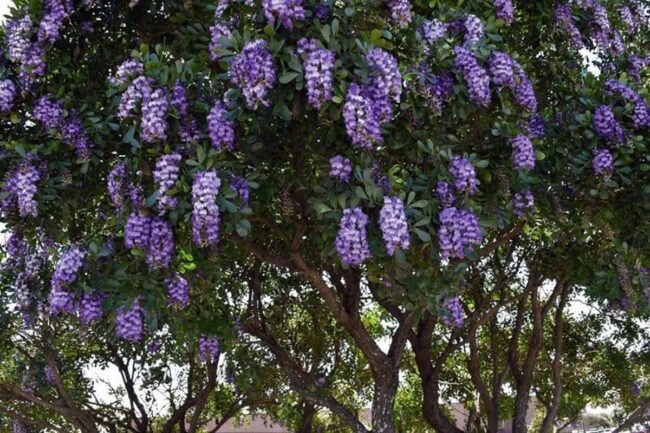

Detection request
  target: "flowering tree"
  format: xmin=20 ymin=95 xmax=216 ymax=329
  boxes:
xmin=1 ymin=0 xmax=650 ymax=432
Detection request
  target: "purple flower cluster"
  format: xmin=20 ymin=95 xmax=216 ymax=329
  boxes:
xmin=19 ymin=43 xmax=46 ymax=89
xmin=62 ymin=112 xmax=93 ymax=160
xmin=115 ymin=299 xmax=144 ymax=342
xmin=343 ymin=83 xmax=382 ymax=149
xmin=110 ymin=59 xmax=143 ymax=86
xmin=207 ymin=102 xmax=235 ymax=150
xmin=510 ymin=135 xmax=536 ymax=171
xmin=443 ymin=296 xmax=464 ymax=328
xmin=33 ymin=96 xmax=64 ymax=132
xmin=463 ymin=15 xmax=484 ymax=44
xmin=37 ymin=0 xmax=70 ymax=44
xmin=528 ymin=113 xmax=546 ymax=138
xmin=604 ymin=80 xmax=650 ymax=129
xmin=230 ymin=40 xmax=276 ymax=109
xmin=555 ymin=4 xmax=583 ymax=48
xmin=593 ymin=105 xmax=624 ymax=143
xmin=129 ymin=183 xmax=145 ymax=210
xmin=513 ymin=190 xmax=534 ymax=218
xmin=633 ymin=101 xmax=650 ymax=129
xmin=153 ymin=153 xmax=182 ymax=214
xmin=410 ymin=68 xmax=454 ymax=116
xmin=329 ymin=155 xmax=352 ymax=183
xmin=379 ymin=196 xmax=410 ymax=256
xmin=305 ymin=49 xmax=335 ymax=109
xmin=167 ymin=272 xmax=189 ymax=309
xmin=198 ymin=335 xmax=220 ymax=362
xmin=314 ymin=4 xmax=329 ymax=21
xmin=4 ymin=16 xmax=33 ymax=63
xmin=192 ymin=171 xmax=221 ymax=248
xmin=449 ymin=156 xmax=478 ymax=194
xmin=0 ymin=80 xmax=17 ymax=112
xmin=419 ymin=19 xmax=448 ymax=52
xmin=117 ymin=76 xmax=153 ymax=120
xmin=489 ymin=52 xmax=516 ymax=87
xmin=297 ymin=37 xmax=317 ymax=55
xmin=263 ymin=0 xmax=305 ymax=30
xmin=514 ymin=72 xmax=537 ymax=113
xmin=365 ymin=48 xmax=402 ymax=104
xmin=141 ymin=88 xmax=169 ymax=143
xmin=124 ymin=212 xmax=152 ymax=250
xmin=436 ymin=181 xmax=455 ymax=208
xmin=209 ymin=22 xmax=232 ymax=62
xmin=438 ymin=207 xmax=482 ymax=260
xmin=593 ymin=148 xmax=613 ymax=176
xmin=6 ymin=231 xmax=27 ymax=258
xmin=231 ymin=176 xmax=250 ymax=207
xmin=385 ymin=0 xmax=412 ymax=28
xmin=454 ymin=46 xmax=491 ymax=107
xmin=494 ymin=0 xmax=514 ymax=24
xmin=4 ymin=158 xmax=42 ymax=218
xmin=335 ymin=207 xmax=371 ymax=266
xmin=78 ymin=291 xmax=104 ymax=325
xmin=49 ymin=246 xmax=85 ymax=315
xmin=171 ymin=82 xmax=200 ymax=143
xmin=629 ymin=55 xmax=649 ymax=83
xmin=108 ymin=162 xmax=128 ymax=210
xmin=147 ymin=217 xmax=174 ymax=269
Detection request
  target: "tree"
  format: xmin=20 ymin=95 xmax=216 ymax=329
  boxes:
xmin=0 ymin=0 xmax=649 ymax=432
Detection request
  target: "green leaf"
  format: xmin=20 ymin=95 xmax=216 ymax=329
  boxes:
xmin=279 ymin=72 xmax=300 ymax=84
xmin=414 ymin=228 xmax=432 ymax=242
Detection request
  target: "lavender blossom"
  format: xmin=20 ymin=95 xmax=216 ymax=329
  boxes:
xmin=494 ymin=0 xmax=514 ymax=24
xmin=117 ymin=76 xmax=153 ymax=120
xmin=443 ymin=296 xmax=464 ymax=327
xmin=230 ymin=40 xmax=276 ymax=109
xmin=335 ymin=207 xmax=371 ymax=266
xmin=109 ymin=59 xmax=144 ymax=86
xmin=231 ymin=176 xmax=250 ymax=207
xmin=419 ymin=19 xmax=448 ymax=50
xmin=436 ymin=181 xmax=455 ymax=207
xmin=329 ymin=155 xmax=352 ymax=183
xmin=513 ymin=190 xmax=534 ymax=217
xmin=167 ymin=272 xmax=189 ymax=309
xmin=305 ymin=49 xmax=335 ymax=109
xmin=488 ymin=51 xmax=516 ymax=87
xmin=378 ymin=196 xmax=410 ymax=256
xmin=0 ymin=80 xmax=17 ymax=112
xmin=592 ymin=148 xmax=613 ymax=176
xmin=78 ymin=291 xmax=104 ymax=325
xmin=107 ymin=162 xmax=128 ymax=210
xmin=49 ymin=246 xmax=85 ymax=315
xmin=385 ymin=0 xmax=412 ymax=28
xmin=593 ymin=105 xmax=624 ymax=143
xmin=146 ymin=217 xmax=174 ymax=269
xmin=192 ymin=171 xmax=221 ymax=248
xmin=555 ymin=4 xmax=583 ymax=48
xmin=62 ymin=112 xmax=93 ymax=160
xmin=141 ymin=88 xmax=169 ymax=143
xmin=198 ymin=335 xmax=220 ymax=361
xmin=365 ymin=48 xmax=402 ymax=104
xmin=38 ymin=0 xmax=70 ymax=44
xmin=33 ymin=96 xmax=63 ymax=132
xmin=449 ymin=156 xmax=478 ymax=194
xmin=207 ymin=102 xmax=235 ymax=150
xmin=263 ymin=0 xmax=305 ymax=30
xmin=209 ymin=22 xmax=232 ymax=62
xmin=115 ymin=299 xmax=144 ymax=342
xmin=510 ymin=135 xmax=536 ymax=171
xmin=454 ymin=46 xmax=491 ymax=107
xmin=124 ymin=212 xmax=151 ymax=250
xmin=342 ymin=83 xmax=382 ymax=149
xmin=438 ymin=207 xmax=482 ymax=260
xmin=4 ymin=16 xmax=33 ymax=63
xmin=153 ymin=153 xmax=182 ymax=214
xmin=463 ymin=15 xmax=484 ymax=44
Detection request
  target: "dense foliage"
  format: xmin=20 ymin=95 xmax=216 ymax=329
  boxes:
xmin=0 ymin=0 xmax=649 ymax=432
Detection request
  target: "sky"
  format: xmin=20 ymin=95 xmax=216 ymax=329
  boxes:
xmin=0 ymin=0 xmax=10 ymax=20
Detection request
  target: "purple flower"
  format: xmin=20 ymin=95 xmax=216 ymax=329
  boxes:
xmin=463 ymin=15 xmax=484 ymax=44
xmin=6 ymin=231 xmax=27 ymax=258
xmin=37 ymin=0 xmax=70 ymax=43
xmin=449 ymin=156 xmax=478 ymax=194
xmin=593 ymin=105 xmax=624 ymax=143
xmin=153 ymin=153 xmax=182 ymax=214
xmin=514 ymin=72 xmax=537 ymax=112
xmin=167 ymin=272 xmax=189 ymax=309
xmin=49 ymin=246 xmax=85 ymax=316
xmin=419 ymin=19 xmax=448 ymax=50
xmin=124 ymin=212 xmax=151 ymax=250
xmin=513 ymin=190 xmax=534 ymax=218
xmin=510 ymin=135 xmax=535 ymax=171
xmin=335 ymin=207 xmax=371 ymax=266
xmin=19 ymin=43 xmax=46 ymax=88
xmin=385 ymin=0 xmax=412 ymax=28
xmin=329 ymin=155 xmax=352 ymax=183
xmin=116 ymin=298 xmax=144 ymax=342
xmin=107 ymin=162 xmax=128 ymax=210
xmin=343 ymin=83 xmax=382 ymax=149
xmin=489 ymin=51 xmax=516 ymax=87
xmin=141 ymin=88 xmax=169 ymax=143
xmin=4 ymin=16 xmax=33 ymax=63
xmin=494 ymin=0 xmax=514 ymax=24
xmin=118 ymin=76 xmax=153 ymax=120
xmin=438 ymin=207 xmax=482 ymax=260
xmin=604 ymin=80 xmax=641 ymax=103
xmin=263 ymin=0 xmax=305 ymax=30
xmin=436 ymin=181 xmax=455 ymax=207
xmin=62 ymin=112 xmax=93 ymax=160
xmin=528 ymin=113 xmax=546 ymax=138
xmin=129 ymin=182 xmax=145 ymax=210
xmin=231 ymin=176 xmax=250 ymax=207
xmin=207 ymin=102 xmax=235 ymax=150
xmin=592 ymin=148 xmax=613 ymax=176
xmin=0 ymin=80 xmax=17 ymax=112
xmin=454 ymin=46 xmax=491 ymax=107
xmin=379 ymin=196 xmax=410 ymax=256
xmin=555 ymin=4 xmax=583 ymax=48
xmin=171 ymin=81 xmax=190 ymax=118
xmin=198 ymin=334 xmax=220 ymax=362
xmin=314 ymin=4 xmax=329 ymax=21
xmin=230 ymin=40 xmax=276 ymax=109
xmin=192 ymin=171 xmax=221 ymax=248
xmin=633 ymin=101 xmax=650 ymax=129
xmin=305 ymin=49 xmax=335 ymax=109
xmin=78 ymin=291 xmax=104 ymax=325
xmin=628 ymin=55 xmax=649 ymax=83
xmin=296 ymin=37 xmax=317 ymax=55
xmin=443 ymin=296 xmax=464 ymax=328
xmin=209 ymin=22 xmax=232 ymax=62
xmin=365 ymin=48 xmax=402 ymax=104
xmin=33 ymin=96 xmax=64 ymax=132
xmin=109 ymin=59 xmax=143 ymax=86
xmin=147 ymin=217 xmax=174 ymax=269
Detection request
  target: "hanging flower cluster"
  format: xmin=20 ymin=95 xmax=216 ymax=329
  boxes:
xmin=115 ymin=298 xmax=144 ymax=342
xmin=199 ymin=335 xmax=220 ymax=362
xmin=418 ymin=19 xmax=448 ymax=53
xmin=436 ymin=181 xmax=455 ymax=208
xmin=171 ymin=81 xmax=200 ymax=143
xmin=62 ymin=112 xmax=94 ymax=160
xmin=109 ymin=59 xmax=143 ymax=87
xmin=494 ymin=0 xmax=514 ymax=24
xmin=442 ymin=297 xmax=464 ymax=328
xmin=230 ymin=176 xmax=250 ymax=207
xmin=140 ymin=88 xmax=169 ymax=143
xmin=385 ymin=0 xmax=412 ymax=29
xmin=628 ymin=55 xmax=649 ymax=83
xmin=365 ymin=48 xmax=403 ymax=106
xmin=33 ymin=96 xmax=64 ymax=132
xmin=107 ymin=162 xmax=128 ymax=211
xmin=510 ymin=135 xmax=536 ymax=171
xmin=379 ymin=196 xmax=410 ymax=256
xmin=488 ymin=52 xmax=538 ymax=112
xmin=37 ymin=0 xmax=70 ymax=44
xmin=209 ymin=22 xmax=233 ymax=62
xmin=438 ymin=207 xmax=483 ymax=261
xmin=513 ymin=190 xmax=535 ymax=218
xmin=229 ymin=40 xmax=276 ymax=109
xmin=593 ymin=148 xmax=614 ymax=176
xmin=304 ymin=49 xmax=335 ymax=109
xmin=153 ymin=153 xmax=182 ymax=214
xmin=78 ymin=291 xmax=104 ymax=325
xmin=207 ymin=102 xmax=235 ymax=150
xmin=463 ymin=15 xmax=484 ymax=44
xmin=147 ymin=217 xmax=174 ymax=269
xmin=49 ymin=246 xmax=86 ymax=315
xmin=296 ymin=37 xmax=316 ymax=55
xmin=329 ymin=155 xmax=352 ymax=183
xmin=555 ymin=4 xmax=583 ymax=48
xmin=449 ymin=156 xmax=478 ymax=194
xmin=4 ymin=15 xmax=47 ymax=88
xmin=335 ymin=207 xmax=372 ymax=266
xmin=527 ymin=113 xmax=546 ymax=138
xmin=117 ymin=75 xmax=153 ymax=119
xmin=0 ymin=80 xmax=17 ymax=112
xmin=604 ymin=80 xmax=650 ymax=129
xmin=409 ymin=67 xmax=454 ymax=116
xmin=192 ymin=171 xmax=221 ymax=248
xmin=2 ymin=157 xmax=42 ymax=218
xmin=593 ymin=105 xmax=624 ymax=143
xmin=167 ymin=272 xmax=189 ymax=309
xmin=342 ymin=83 xmax=382 ymax=149
xmin=262 ymin=0 xmax=305 ymax=30
xmin=124 ymin=212 xmax=152 ymax=250
xmin=454 ymin=46 xmax=491 ymax=107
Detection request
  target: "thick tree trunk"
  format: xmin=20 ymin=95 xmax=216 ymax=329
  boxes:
xmin=296 ymin=402 xmax=316 ymax=433
xmin=512 ymin=384 xmax=532 ymax=433
xmin=371 ymin=368 xmax=399 ymax=433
